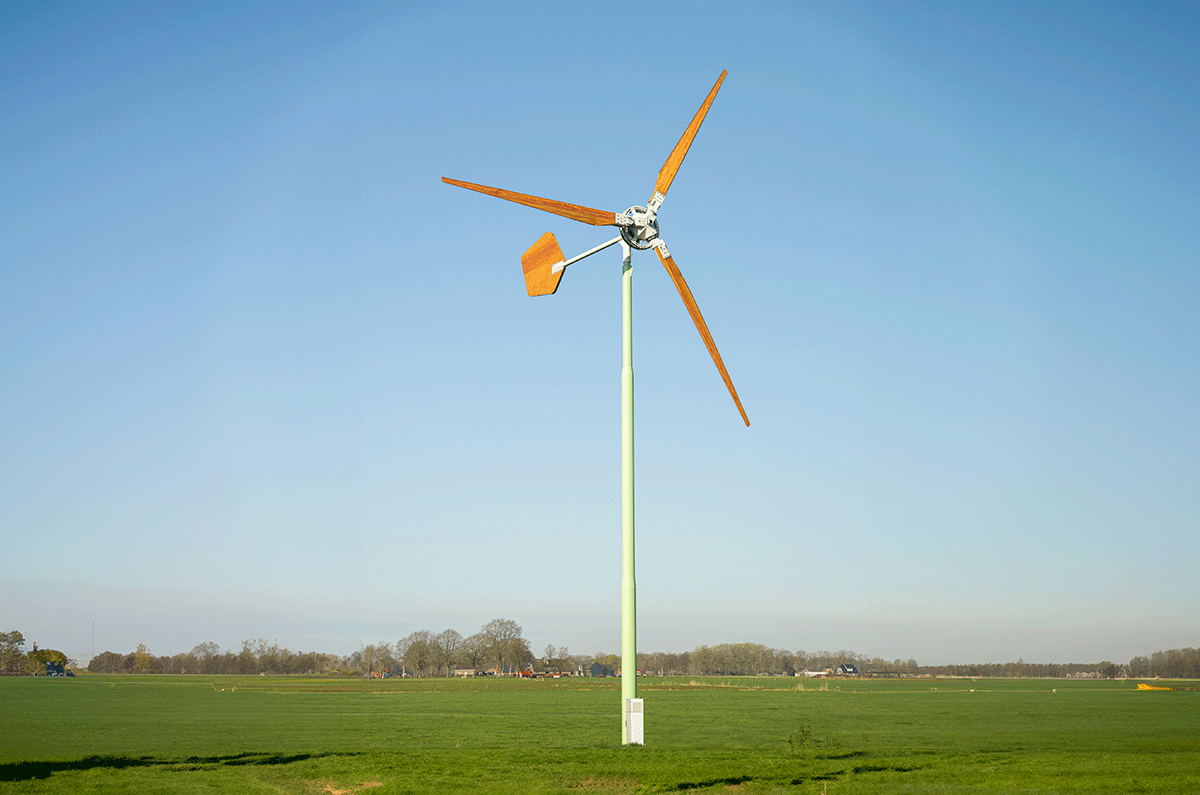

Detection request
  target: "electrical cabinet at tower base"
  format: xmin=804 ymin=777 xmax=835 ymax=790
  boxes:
xmin=626 ymin=698 xmax=644 ymax=745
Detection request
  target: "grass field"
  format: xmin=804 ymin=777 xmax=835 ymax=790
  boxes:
xmin=1 ymin=674 xmax=1196 ymax=793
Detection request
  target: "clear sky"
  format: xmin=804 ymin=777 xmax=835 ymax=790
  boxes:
xmin=3 ymin=1 xmax=1197 ymax=667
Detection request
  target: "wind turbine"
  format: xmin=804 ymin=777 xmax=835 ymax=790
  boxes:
xmin=443 ymin=69 xmax=747 ymax=745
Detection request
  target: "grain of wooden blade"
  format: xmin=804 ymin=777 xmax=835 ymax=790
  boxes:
xmin=652 ymin=70 xmax=727 ymax=202
xmin=442 ymin=177 xmax=618 ymax=226
xmin=655 ymin=245 xmax=749 ymax=426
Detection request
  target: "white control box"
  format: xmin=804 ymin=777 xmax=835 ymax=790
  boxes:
xmin=625 ymin=697 xmax=644 ymax=745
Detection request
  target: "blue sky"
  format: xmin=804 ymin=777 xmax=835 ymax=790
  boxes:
xmin=2 ymin=1 xmax=1196 ymax=667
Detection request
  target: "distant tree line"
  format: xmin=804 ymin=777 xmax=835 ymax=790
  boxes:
xmin=357 ymin=618 xmax=535 ymax=678
xmin=4 ymin=625 xmax=1196 ymax=680
xmin=1128 ymin=648 xmax=1200 ymax=679
xmin=86 ymin=640 xmax=344 ymax=675
xmin=83 ymin=618 xmax=539 ymax=677
xmin=660 ymin=645 xmax=923 ymax=677
xmin=911 ymin=659 xmax=1126 ymax=679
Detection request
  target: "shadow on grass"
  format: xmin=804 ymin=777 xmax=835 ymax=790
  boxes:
xmin=672 ymin=775 xmax=753 ymax=790
xmin=668 ymin=766 xmax=919 ymax=791
xmin=789 ymin=761 xmax=925 ymax=786
xmin=822 ymin=750 xmax=868 ymax=760
xmin=0 ymin=751 xmax=359 ymax=782
xmin=852 ymin=764 xmax=922 ymax=773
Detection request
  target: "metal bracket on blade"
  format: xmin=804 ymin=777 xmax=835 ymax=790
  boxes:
xmin=614 ymin=213 xmax=634 ymax=227
xmin=651 ymin=238 xmax=670 ymax=258
xmin=647 ymin=192 xmax=665 ymax=212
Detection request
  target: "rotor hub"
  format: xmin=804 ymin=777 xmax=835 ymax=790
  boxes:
xmin=619 ymin=205 xmax=659 ymax=250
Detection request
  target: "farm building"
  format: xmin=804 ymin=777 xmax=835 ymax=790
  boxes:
xmin=836 ymin=663 xmax=859 ymax=676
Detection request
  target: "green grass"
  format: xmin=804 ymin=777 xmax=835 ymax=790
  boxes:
xmin=2 ymin=674 xmax=1196 ymax=793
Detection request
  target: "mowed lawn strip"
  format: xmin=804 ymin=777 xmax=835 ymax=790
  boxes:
xmin=2 ymin=675 xmax=1196 ymax=793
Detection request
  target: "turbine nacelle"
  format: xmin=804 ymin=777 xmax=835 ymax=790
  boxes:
xmin=618 ymin=205 xmax=660 ymax=250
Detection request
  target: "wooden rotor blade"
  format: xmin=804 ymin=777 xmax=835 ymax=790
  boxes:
xmin=654 ymin=244 xmax=749 ymax=426
xmin=652 ymin=70 xmax=727 ymax=202
xmin=442 ymin=177 xmax=618 ymax=226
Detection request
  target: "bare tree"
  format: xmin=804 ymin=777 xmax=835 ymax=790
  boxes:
xmin=399 ymin=630 xmax=435 ymax=677
xmin=510 ymin=637 xmax=533 ymax=671
xmin=481 ymin=618 xmax=524 ymax=675
xmin=460 ymin=632 xmax=487 ymax=674
xmin=375 ymin=642 xmax=396 ymax=674
xmin=434 ymin=629 xmax=464 ymax=676
xmin=360 ymin=644 xmax=378 ymax=676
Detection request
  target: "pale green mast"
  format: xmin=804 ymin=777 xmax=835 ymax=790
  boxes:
xmin=620 ymin=244 xmax=638 ymax=744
